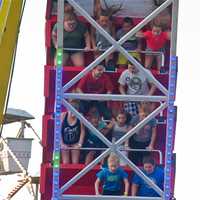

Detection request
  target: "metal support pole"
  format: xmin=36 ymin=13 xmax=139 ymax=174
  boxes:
xmin=52 ymin=0 xmax=64 ymax=199
xmin=63 ymin=93 xmax=167 ymax=102
xmin=164 ymin=57 xmax=177 ymax=200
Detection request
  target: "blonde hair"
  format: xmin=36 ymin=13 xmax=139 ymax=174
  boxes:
xmin=108 ymin=153 xmax=120 ymax=165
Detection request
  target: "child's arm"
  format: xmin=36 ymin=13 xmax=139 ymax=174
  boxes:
xmin=52 ymin=25 xmax=58 ymax=48
xmin=131 ymin=183 xmax=138 ymax=196
xmin=95 ymin=178 xmax=101 ymax=195
xmin=147 ymin=126 xmax=157 ymax=150
xmin=124 ymin=126 xmax=132 ymax=148
xmin=135 ymin=31 xmax=145 ymax=38
xmin=148 ymin=83 xmax=156 ymax=96
xmin=123 ymin=178 xmax=129 ymax=196
xmin=84 ymin=31 xmax=91 ymax=50
xmin=91 ymin=27 xmax=97 ymax=49
xmin=119 ymin=84 xmax=126 ymax=95
xmin=78 ymin=123 xmax=85 ymax=147
xmin=166 ymin=31 xmax=171 ymax=40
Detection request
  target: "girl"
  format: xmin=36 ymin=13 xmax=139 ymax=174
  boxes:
xmin=52 ymin=12 xmax=91 ymax=66
xmin=112 ymin=111 xmax=131 ymax=166
xmin=61 ymin=101 xmax=85 ymax=164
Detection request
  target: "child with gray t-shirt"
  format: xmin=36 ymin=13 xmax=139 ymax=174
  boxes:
xmin=118 ymin=63 xmax=156 ymax=119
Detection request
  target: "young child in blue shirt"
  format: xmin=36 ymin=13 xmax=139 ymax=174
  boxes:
xmin=95 ymin=153 xmax=129 ymax=196
xmin=131 ymin=156 xmax=164 ymax=197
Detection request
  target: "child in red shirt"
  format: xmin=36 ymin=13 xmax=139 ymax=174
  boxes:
xmin=137 ymin=24 xmax=170 ymax=71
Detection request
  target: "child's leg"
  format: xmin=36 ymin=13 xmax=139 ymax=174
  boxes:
xmin=156 ymin=54 xmax=162 ymax=71
xmin=145 ymin=55 xmax=154 ymax=69
xmin=71 ymin=148 xmax=80 ymax=164
xmin=71 ymin=52 xmax=84 ymax=66
xmin=85 ymin=151 xmax=95 ymax=165
xmin=61 ymin=149 xmax=70 ymax=164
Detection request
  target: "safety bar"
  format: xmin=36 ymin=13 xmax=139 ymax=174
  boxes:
xmin=63 ymin=93 xmax=167 ymax=102
xmin=61 ymin=195 xmax=163 ymax=200
xmin=62 ymin=147 xmax=163 ymax=164
xmin=62 ymin=48 xmax=165 ymax=67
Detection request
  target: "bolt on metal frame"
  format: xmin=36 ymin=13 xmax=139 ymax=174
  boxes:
xmin=51 ymin=0 xmax=178 ymax=199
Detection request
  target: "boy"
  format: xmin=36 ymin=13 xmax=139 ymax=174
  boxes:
xmin=84 ymin=112 xmax=112 ymax=165
xmin=132 ymin=156 xmax=164 ymax=197
xmin=117 ymin=17 xmax=142 ymax=66
xmin=91 ymin=10 xmax=115 ymax=70
xmin=95 ymin=153 xmax=129 ymax=196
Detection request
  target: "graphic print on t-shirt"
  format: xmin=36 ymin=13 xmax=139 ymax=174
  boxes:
xmin=126 ymin=76 xmax=142 ymax=94
xmin=63 ymin=126 xmax=79 ymax=143
xmin=106 ymin=175 xmax=119 ymax=183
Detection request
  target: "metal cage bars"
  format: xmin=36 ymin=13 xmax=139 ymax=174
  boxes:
xmin=63 ymin=0 xmax=173 ymax=95
xmin=51 ymin=0 xmax=178 ymax=199
xmin=60 ymin=100 xmax=167 ymax=196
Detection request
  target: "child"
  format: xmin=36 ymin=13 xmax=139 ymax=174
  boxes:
xmin=84 ymin=112 xmax=112 ymax=165
xmin=118 ymin=62 xmax=156 ymax=120
xmin=117 ymin=17 xmax=142 ymax=66
xmin=129 ymin=103 xmax=157 ymax=165
xmin=61 ymin=101 xmax=85 ymax=164
xmin=132 ymin=156 xmax=164 ymax=197
xmin=95 ymin=153 xmax=129 ymax=196
xmin=92 ymin=1 xmax=122 ymax=70
xmin=91 ymin=10 xmax=116 ymax=70
xmin=52 ymin=12 xmax=91 ymax=66
xmin=111 ymin=111 xmax=131 ymax=166
xmin=136 ymin=24 xmax=171 ymax=70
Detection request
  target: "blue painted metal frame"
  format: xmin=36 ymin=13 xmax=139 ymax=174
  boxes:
xmin=164 ymin=56 xmax=177 ymax=200
xmin=52 ymin=49 xmax=63 ymax=200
